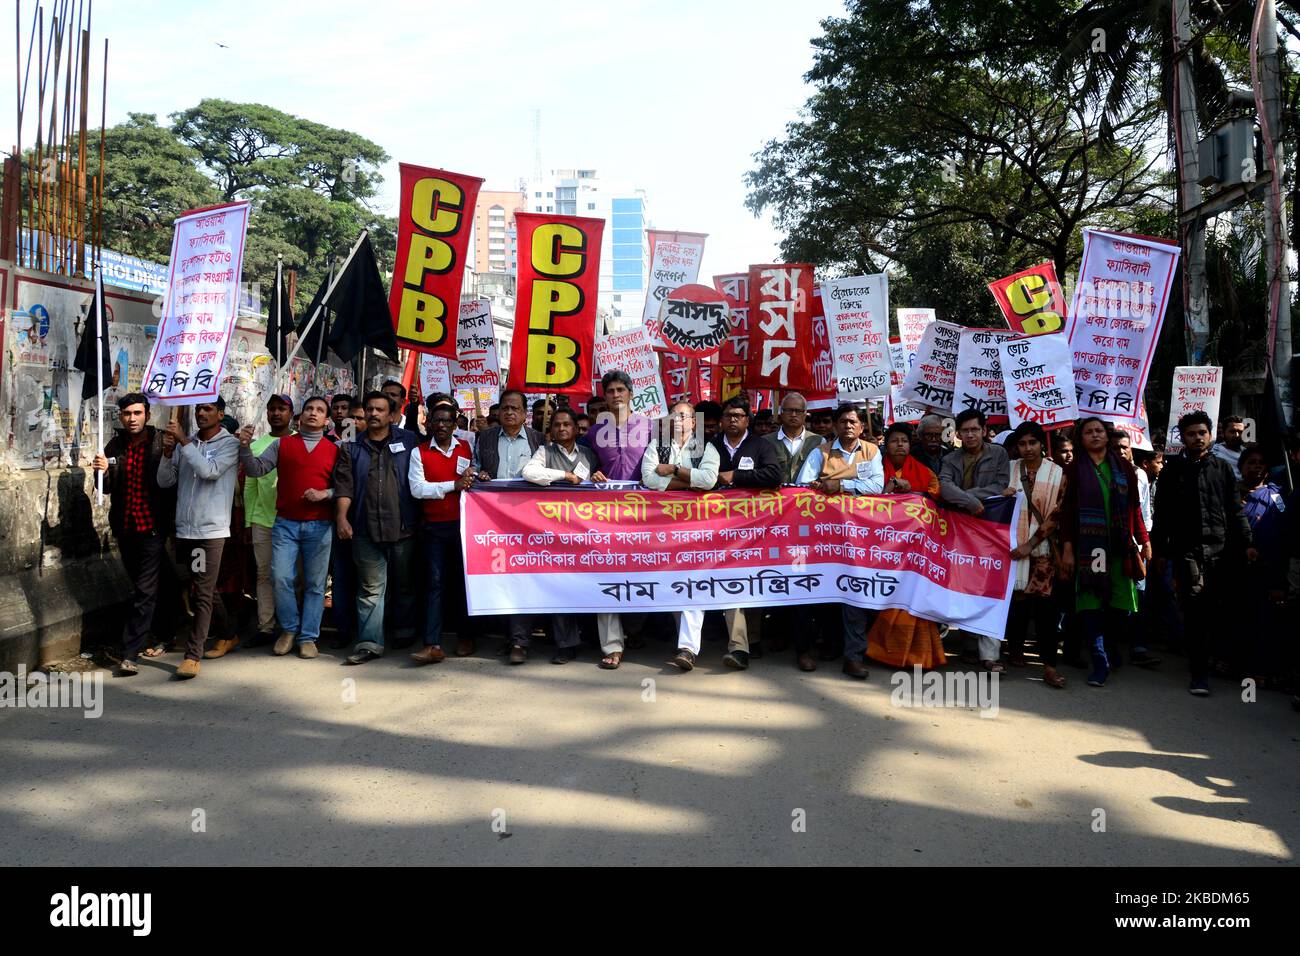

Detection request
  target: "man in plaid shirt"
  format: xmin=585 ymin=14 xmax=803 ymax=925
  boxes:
xmin=93 ymin=393 xmax=177 ymax=676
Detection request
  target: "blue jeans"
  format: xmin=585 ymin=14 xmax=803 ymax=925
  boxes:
xmin=421 ymin=520 xmax=463 ymax=647
xmin=272 ymin=518 xmax=333 ymax=643
xmin=353 ymin=535 xmax=414 ymax=654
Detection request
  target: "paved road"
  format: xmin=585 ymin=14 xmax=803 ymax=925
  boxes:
xmin=2 ymin=636 xmax=1296 ymax=866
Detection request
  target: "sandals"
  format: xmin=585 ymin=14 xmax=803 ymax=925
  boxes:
xmin=598 ymin=652 xmax=623 ymax=670
xmin=141 ymin=644 xmax=166 ymax=658
xmin=118 ymin=660 xmax=139 ymax=676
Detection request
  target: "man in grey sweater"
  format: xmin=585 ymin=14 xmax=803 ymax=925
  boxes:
xmin=157 ymin=397 xmax=240 ymax=679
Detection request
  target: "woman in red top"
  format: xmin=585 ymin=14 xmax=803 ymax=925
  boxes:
xmin=867 ymin=423 xmax=947 ymax=670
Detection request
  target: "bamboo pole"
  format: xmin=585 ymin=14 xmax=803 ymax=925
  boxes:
xmin=96 ymin=37 xmax=105 ymax=258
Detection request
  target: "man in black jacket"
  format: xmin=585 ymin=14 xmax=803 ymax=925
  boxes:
xmin=92 ymin=393 xmax=178 ymax=675
xmin=712 ymin=397 xmax=782 ymax=669
xmin=1151 ymin=410 xmax=1255 ymax=696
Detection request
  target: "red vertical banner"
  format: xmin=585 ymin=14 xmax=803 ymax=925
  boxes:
xmin=389 ymin=164 xmax=483 ymax=358
xmin=805 ymin=287 xmax=837 ymax=405
xmin=506 ymin=212 xmax=605 ymax=397
xmin=659 ymin=350 xmax=693 ymax=406
xmin=714 ymin=271 xmax=749 ymax=400
xmin=747 ymin=263 xmax=814 ymax=391
xmin=987 ymin=262 xmax=1067 ymax=336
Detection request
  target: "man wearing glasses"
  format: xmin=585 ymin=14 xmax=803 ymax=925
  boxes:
xmin=642 ymin=401 xmax=721 ymax=672
xmin=764 ymin=392 xmax=822 ymax=485
xmin=710 ymin=397 xmax=782 ymax=670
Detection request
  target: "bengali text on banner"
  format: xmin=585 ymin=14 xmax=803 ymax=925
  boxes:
xmin=142 ymin=201 xmax=250 ymax=405
xmin=747 ymin=263 xmax=814 ymax=391
xmin=461 ymin=485 xmax=1019 ymax=638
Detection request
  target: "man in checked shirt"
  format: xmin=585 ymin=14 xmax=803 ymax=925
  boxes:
xmin=93 ymin=393 xmax=178 ymax=676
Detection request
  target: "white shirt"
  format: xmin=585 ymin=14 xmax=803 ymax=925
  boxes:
xmin=407 ymin=439 xmax=470 ymax=500
xmin=639 ymin=441 xmax=721 ymax=491
xmin=522 ymin=444 xmax=590 ymax=486
xmin=779 ymin=428 xmax=809 ymax=458
xmin=722 ymin=431 xmax=748 ymax=459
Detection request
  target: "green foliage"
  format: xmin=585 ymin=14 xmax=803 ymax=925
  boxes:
xmin=746 ymin=0 xmax=1170 ymax=327
xmin=91 ymin=99 xmax=394 ymax=314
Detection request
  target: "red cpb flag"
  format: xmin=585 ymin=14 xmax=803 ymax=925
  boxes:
xmin=506 ymin=212 xmax=604 ymax=397
xmin=747 ymin=263 xmax=814 ymax=391
xmin=389 ymin=164 xmax=483 ymax=358
xmin=987 ymin=262 xmax=1066 ymax=337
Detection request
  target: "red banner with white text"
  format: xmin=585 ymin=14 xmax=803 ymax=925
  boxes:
xmin=389 ymin=164 xmax=483 ymax=358
xmin=747 ymin=263 xmax=814 ymax=391
xmin=462 ymin=486 xmax=1019 ymax=638
xmin=506 ymin=212 xmax=605 ymax=397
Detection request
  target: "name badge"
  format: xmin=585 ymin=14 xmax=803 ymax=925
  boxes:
xmin=856 ymin=461 xmax=872 ymax=481
xmin=738 ymin=456 xmax=754 ymax=470
xmin=574 ymin=459 xmax=591 ymax=480
xmin=388 ymin=442 xmax=406 ymax=454
xmin=455 ymin=457 xmax=471 ymax=475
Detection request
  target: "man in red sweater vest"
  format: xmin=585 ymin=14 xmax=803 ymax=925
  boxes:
xmin=408 ymin=405 xmax=476 ymax=664
xmin=238 ymin=396 xmax=337 ymax=659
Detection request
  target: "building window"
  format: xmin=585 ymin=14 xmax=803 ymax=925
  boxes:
xmin=587 ymin=203 xmax=596 ymax=210
xmin=534 ymin=192 xmax=541 ymax=198
xmin=546 ymin=191 xmax=553 ymax=198
xmin=546 ymin=205 xmax=553 ymax=212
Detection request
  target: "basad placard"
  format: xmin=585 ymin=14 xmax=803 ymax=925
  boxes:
xmin=657 ymin=284 xmax=732 ymax=357
xmin=747 ymin=263 xmax=814 ymax=391
xmin=988 ymin=262 xmax=1067 ymax=336
xmin=642 ymin=231 xmax=706 ymax=346
xmin=389 ymin=164 xmax=483 ymax=358
xmin=822 ymin=273 xmax=891 ymax=400
xmin=462 ymin=486 xmax=1019 ymax=638
xmin=506 ymin=212 xmax=604 ymax=397
xmin=1164 ymin=366 xmax=1224 ymax=452
xmin=997 ymin=333 xmax=1078 ymax=429
xmin=142 ymin=201 xmax=250 ymax=405
xmin=898 ymin=319 xmax=962 ymax=412
xmin=1066 ymin=229 xmax=1180 ymax=425
xmin=954 ymin=327 xmax=1016 ymax=423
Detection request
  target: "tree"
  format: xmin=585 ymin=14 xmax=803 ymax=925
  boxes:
xmin=87 ymin=113 xmax=222 ymax=263
xmin=745 ymin=0 xmax=1170 ymax=325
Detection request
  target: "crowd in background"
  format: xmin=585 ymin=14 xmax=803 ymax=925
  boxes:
xmin=91 ymin=372 xmax=1300 ymax=710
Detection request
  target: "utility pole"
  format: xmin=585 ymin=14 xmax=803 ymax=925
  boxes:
xmin=1172 ymin=0 xmax=1210 ymax=364
xmin=1257 ymin=0 xmax=1293 ymax=425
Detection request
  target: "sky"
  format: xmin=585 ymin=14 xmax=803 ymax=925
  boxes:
xmin=3 ymin=0 xmax=848 ymax=276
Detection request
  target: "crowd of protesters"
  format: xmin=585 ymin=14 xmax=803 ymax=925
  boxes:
xmin=92 ymin=372 xmax=1300 ymax=709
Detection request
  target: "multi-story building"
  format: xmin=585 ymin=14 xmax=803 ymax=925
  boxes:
xmin=522 ymin=169 xmax=649 ymax=332
xmin=472 ymin=188 xmax=527 ymax=276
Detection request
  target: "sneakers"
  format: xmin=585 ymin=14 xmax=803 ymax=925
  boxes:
xmin=298 ymin=641 xmax=319 ymax=659
xmin=1188 ymin=679 xmax=1211 ymax=697
xmin=273 ymin=631 xmax=296 ymax=656
xmin=176 ymin=658 xmax=200 ymax=680
xmin=722 ymin=650 xmax=749 ymax=670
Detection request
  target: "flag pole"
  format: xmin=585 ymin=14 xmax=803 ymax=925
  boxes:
xmin=315 ymin=256 xmax=335 ymax=369
xmin=279 ymin=230 xmax=368 ymax=384
xmin=274 ymin=254 xmax=283 ymax=370
xmin=94 ymin=265 xmax=105 ymax=506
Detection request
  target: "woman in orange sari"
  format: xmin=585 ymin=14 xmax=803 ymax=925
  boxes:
xmin=867 ymin=423 xmax=947 ymax=669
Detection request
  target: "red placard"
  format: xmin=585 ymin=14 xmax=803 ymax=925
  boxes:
xmin=389 ymin=164 xmax=483 ymax=358
xmin=506 ymin=212 xmax=605 ymax=397
xmin=987 ymin=262 xmax=1066 ymax=337
xmin=805 ymin=286 xmax=836 ymax=404
xmin=713 ymin=272 xmax=750 ymax=367
xmin=747 ymin=263 xmax=814 ymax=391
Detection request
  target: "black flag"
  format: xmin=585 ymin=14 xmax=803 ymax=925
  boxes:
xmin=265 ymin=263 xmax=295 ymax=363
xmin=324 ymin=235 xmax=399 ymax=363
xmin=73 ymin=273 xmax=112 ymax=400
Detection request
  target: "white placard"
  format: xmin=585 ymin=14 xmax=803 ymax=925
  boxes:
xmin=954 ymin=327 xmax=1016 ymax=422
xmin=997 ymin=332 xmax=1078 ymax=429
xmin=1164 ymin=366 xmax=1223 ymax=453
xmin=642 ymin=232 xmax=706 ymax=347
xmin=593 ymin=325 xmax=666 ymax=419
xmin=142 ymin=202 xmax=250 ymax=404
xmin=822 ymin=273 xmax=891 ymax=400
xmin=898 ymin=319 xmax=963 ymax=412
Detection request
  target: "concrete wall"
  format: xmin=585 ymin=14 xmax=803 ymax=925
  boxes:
xmin=0 ymin=258 xmax=389 ymax=670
